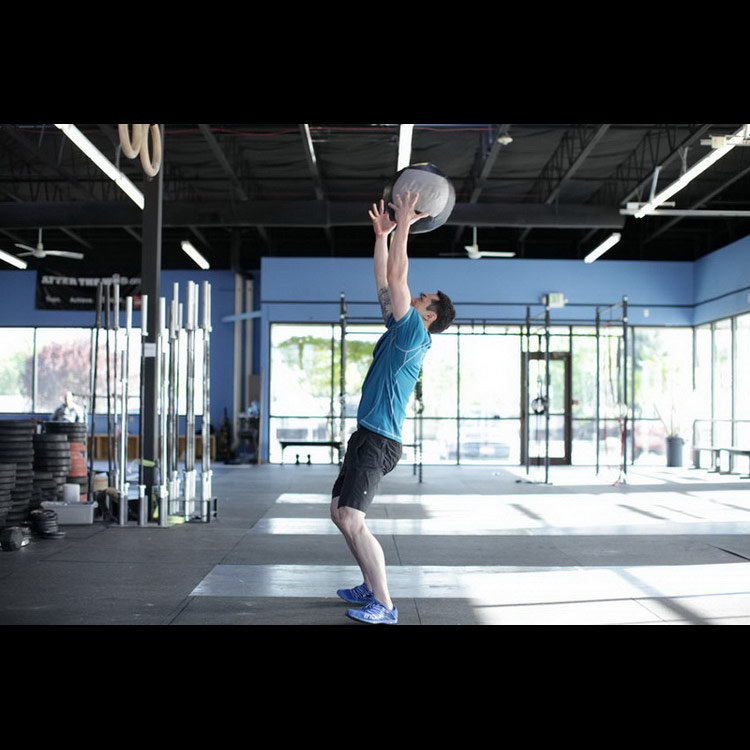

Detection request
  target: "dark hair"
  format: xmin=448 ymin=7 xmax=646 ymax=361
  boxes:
xmin=427 ymin=290 xmax=455 ymax=334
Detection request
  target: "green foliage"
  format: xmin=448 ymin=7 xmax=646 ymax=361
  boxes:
xmin=277 ymin=334 xmax=375 ymax=401
xmin=0 ymin=350 xmax=32 ymax=394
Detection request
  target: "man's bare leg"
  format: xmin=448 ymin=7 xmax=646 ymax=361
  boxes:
xmin=332 ymin=504 xmax=393 ymax=610
xmin=330 ymin=496 xmax=372 ymax=590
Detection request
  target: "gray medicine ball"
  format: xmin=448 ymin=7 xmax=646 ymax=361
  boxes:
xmin=383 ymin=163 xmax=456 ymax=234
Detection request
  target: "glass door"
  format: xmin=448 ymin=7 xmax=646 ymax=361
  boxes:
xmin=521 ymin=352 xmax=571 ymax=465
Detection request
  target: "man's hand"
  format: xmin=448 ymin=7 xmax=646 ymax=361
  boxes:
xmin=388 ymin=191 xmax=429 ymax=228
xmin=368 ymin=199 xmax=396 ymax=236
xmin=383 ymin=191 xmax=425 ymax=323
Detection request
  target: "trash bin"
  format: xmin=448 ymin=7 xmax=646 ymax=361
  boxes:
xmin=666 ymin=436 xmax=684 ymax=467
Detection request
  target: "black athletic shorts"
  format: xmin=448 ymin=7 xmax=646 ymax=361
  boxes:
xmin=332 ymin=427 xmax=402 ymax=513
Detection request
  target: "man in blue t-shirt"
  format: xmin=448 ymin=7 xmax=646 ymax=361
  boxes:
xmin=331 ymin=191 xmax=455 ymax=625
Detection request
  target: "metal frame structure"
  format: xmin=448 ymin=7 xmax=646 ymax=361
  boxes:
xmin=87 ymin=278 xmax=217 ymax=527
xmin=412 ymin=371 xmax=424 ymax=483
xmin=522 ymin=303 xmax=552 ymax=484
xmin=595 ymin=296 xmax=630 ymax=482
xmin=339 ymin=292 xmax=347 ymax=453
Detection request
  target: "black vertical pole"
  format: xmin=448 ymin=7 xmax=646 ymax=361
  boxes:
xmin=88 ymin=283 xmax=102 ymax=501
xmin=595 ymin=309 xmax=600 ymax=475
xmin=140 ymin=127 xmax=164 ymax=520
xmin=622 ymin=296 xmax=628 ymax=477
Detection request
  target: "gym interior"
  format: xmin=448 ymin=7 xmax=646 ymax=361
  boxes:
xmin=1 ymin=123 xmax=750 ymax=626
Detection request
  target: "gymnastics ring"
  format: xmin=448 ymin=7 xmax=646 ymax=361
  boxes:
xmin=140 ymin=124 xmax=162 ymax=177
xmin=531 ymin=396 xmax=547 ymax=415
xmin=117 ymin=124 xmax=162 ymax=177
xmin=118 ymin=124 xmax=144 ymax=159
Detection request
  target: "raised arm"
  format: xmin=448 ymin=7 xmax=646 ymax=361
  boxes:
xmin=368 ymin=199 xmax=396 ymax=322
xmin=386 ymin=191 xmax=428 ymax=322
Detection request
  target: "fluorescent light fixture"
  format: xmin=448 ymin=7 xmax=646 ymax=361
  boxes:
xmin=302 ymin=124 xmax=317 ymax=165
xmin=634 ymin=124 xmax=750 ymax=218
xmin=54 ymin=124 xmax=145 ymax=209
xmin=181 ymin=240 xmax=210 ymax=269
xmin=0 ymin=248 xmax=27 ymax=269
xmin=397 ymin=124 xmax=414 ymax=170
xmin=584 ymin=232 xmax=621 ymax=263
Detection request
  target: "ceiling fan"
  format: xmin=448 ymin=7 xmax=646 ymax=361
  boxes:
xmin=463 ymin=227 xmax=515 ymax=259
xmin=15 ymin=229 xmax=84 ymax=261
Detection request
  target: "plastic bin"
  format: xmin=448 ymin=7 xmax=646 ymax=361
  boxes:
xmin=41 ymin=500 xmax=96 ymax=525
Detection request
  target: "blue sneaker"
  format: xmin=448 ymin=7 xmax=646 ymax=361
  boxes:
xmin=337 ymin=582 xmax=375 ymax=605
xmin=346 ymin=600 xmax=398 ymax=625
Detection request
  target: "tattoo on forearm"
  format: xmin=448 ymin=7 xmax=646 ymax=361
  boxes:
xmin=378 ymin=286 xmax=392 ymax=321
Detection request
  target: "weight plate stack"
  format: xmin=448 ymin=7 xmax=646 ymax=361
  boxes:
xmin=44 ymin=422 xmax=88 ymax=491
xmin=31 ymin=471 xmax=60 ymax=508
xmin=0 ymin=462 xmax=16 ymax=529
xmin=0 ymin=420 xmax=36 ymax=528
xmin=44 ymin=421 xmax=90 ymax=501
xmin=44 ymin=421 xmax=88 ymax=442
xmin=6 ymin=463 xmax=34 ymax=526
xmin=33 ymin=433 xmax=71 ymax=500
xmin=29 ymin=508 xmax=65 ymax=539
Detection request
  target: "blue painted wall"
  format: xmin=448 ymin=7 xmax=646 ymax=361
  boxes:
xmin=261 ymin=256 xmax=696 ymax=327
xmin=2 ymin=231 xmax=749 ymax=456
xmin=0 ymin=269 xmax=237 ymax=430
xmin=693 ymin=235 xmax=750 ymax=325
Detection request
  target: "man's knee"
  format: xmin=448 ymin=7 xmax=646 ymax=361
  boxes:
xmin=330 ymin=497 xmax=342 ymax=525
xmin=335 ymin=505 xmax=365 ymax=537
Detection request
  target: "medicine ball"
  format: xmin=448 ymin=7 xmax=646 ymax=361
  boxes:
xmin=383 ymin=163 xmax=456 ymax=234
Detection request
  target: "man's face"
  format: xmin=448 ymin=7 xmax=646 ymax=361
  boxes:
xmin=411 ymin=292 xmax=440 ymax=324
xmin=412 ymin=292 xmax=439 ymax=320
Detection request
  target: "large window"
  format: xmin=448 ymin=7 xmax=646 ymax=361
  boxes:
xmin=35 ymin=327 xmax=93 ymax=414
xmin=692 ymin=315 xmax=749 ymax=454
xmin=711 ymin=319 xmax=732 ymax=446
xmin=269 ymin=317 xmax=750 ymax=467
xmin=632 ymin=327 xmax=693 ymax=464
xmin=0 ymin=328 xmax=34 ymax=413
xmin=269 ymin=323 xmax=369 ymax=464
xmin=458 ymin=328 xmax=520 ymax=465
xmin=0 ymin=326 xmax=201 ymax=417
xmin=736 ymin=314 xmax=750 ymax=445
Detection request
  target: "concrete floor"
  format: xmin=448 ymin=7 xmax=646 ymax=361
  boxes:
xmin=1 ymin=461 xmax=750 ymax=625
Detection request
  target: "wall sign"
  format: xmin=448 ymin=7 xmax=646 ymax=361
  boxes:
xmin=36 ymin=272 xmax=142 ymax=311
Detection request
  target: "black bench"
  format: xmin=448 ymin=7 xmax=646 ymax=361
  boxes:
xmin=693 ymin=445 xmax=750 ymax=478
xmin=280 ymin=440 xmax=342 ymax=465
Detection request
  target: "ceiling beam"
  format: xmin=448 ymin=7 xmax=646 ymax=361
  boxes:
xmin=642 ymin=160 xmax=750 ymax=243
xmin=614 ymin=124 xmax=713 ymax=206
xmin=519 ymin=124 xmax=610 ymax=244
xmin=57 ymin=227 xmax=94 ymax=249
xmin=0 ymin=124 xmax=100 ymax=202
xmin=0 ymin=200 xmax=625 ymax=230
xmin=123 ymin=226 xmax=141 ymax=243
xmin=198 ymin=124 xmax=249 ymax=201
xmin=544 ymin=124 xmax=610 ymax=205
xmin=96 ymin=124 xmax=120 ymax=149
xmin=452 ymin=124 xmax=512 ymax=245
xmin=188 ymin=224 xmax=212 ymax=249
xmin=198 ymin=123 xmax=270 ymax=256
xmin=0 ymin=180 xmax=93 ymax=249
xmin=198 ymin=122 xmax=273 ymax=258
xmin=300 ymin=124 xmax=334 ymax=252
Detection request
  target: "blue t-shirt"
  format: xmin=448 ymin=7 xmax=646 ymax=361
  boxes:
xmin=357 ymin=306 xmax=431 ymax=443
